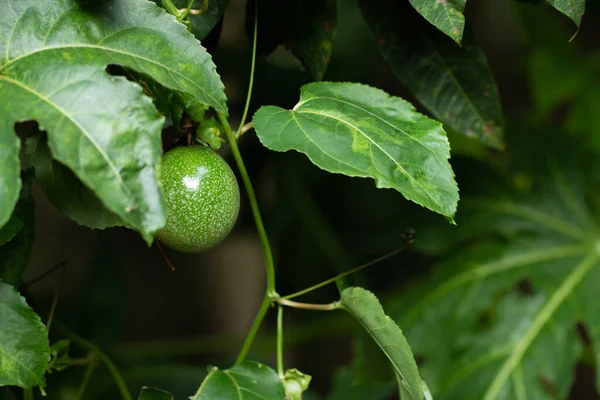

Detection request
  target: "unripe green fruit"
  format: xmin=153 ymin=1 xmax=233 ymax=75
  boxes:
xmin=156 ymin=146 xmax=240 ymax=252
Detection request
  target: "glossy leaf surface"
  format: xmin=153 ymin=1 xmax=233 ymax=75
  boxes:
xmin=190 ymin=361 xmax=286 ymax=400
xmin=0 ymin=0 xmax=227 ymax=243
xmin=254 ymin=82 xmax=458 ymax=219
xmin=340 ymin=287 xmax=423 ymax=400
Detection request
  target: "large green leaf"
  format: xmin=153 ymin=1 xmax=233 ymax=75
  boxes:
xmin=0 ymin=281 xmax=50 ymax=388
xmin=0 ymin=171 xmax=35 ymax=286
xmin=358 ymin=0 xmax=503 ymax=148
xmin=339 ymin=287 xmax=423 ymax=400
xmin=547 ymin=0 xmax=585 ymax=28
xmin=408 ymin=0 xmax=465 ymax=44
xmin=138 ymin=387 xmax=174 ymax=400
xmin=0 ymin=0 xmax=227 ymax=243
xmin=26 ymin=133 xmax=123 ymax=230
xmin=386 ymin=134 xmax=600 ymax=399
xmin=190 ymin=361 xmax=286 ymax=399
xmin=253 ymin=82 xmax=458 ymax=220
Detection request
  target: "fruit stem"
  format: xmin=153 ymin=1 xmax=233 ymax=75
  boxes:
xmin=219 ymin=111 xmax=277 ymax=366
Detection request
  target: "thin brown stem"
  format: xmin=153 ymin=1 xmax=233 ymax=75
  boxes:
xmin=156 ymin=241 xmax=176 ymax=271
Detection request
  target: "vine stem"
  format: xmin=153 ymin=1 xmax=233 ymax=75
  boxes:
xmin=55 ymin=322 xmax=133 ymax=400
xmin=217 ymin=113 xmax=276 ymax=296
xmin=220 ymin=0 xmax=274 ymax=365
xmin=276 ymin=305 xmax=284 ymax=377
xmin=218 ymin=111 xmax=277 ymax=363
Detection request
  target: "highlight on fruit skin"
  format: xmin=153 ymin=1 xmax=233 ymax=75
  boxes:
xmin=156 ymin=145 xmax=240 ymax=253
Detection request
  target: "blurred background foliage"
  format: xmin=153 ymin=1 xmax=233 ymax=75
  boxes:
xmin=5 ymin=0 xmax=600 ymax=398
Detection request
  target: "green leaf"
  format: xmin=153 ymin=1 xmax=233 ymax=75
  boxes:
xmin=407 ymin=0 xmax=465 ymax=44
xmin=388 ymin=133 xmax=600 ymax=399
xmin=547 ymin=0 xmax=585 ymax=28
xmin=0 ymin=171 xmax=35 ymax=286
xmin=0 ymin=281 xmax=50 ymax=388
xmin=352 ymin=328 xmax=395 ymax=385
xmin=339 ymin=287 xmax=423 ymax=400
xmin=287 ymin=0 xmax=337 ymax=81
xmin=253 ymin=82 xmax=458 ymax=220
xmin=138 ymin=387 xmax=174 ymax=400
xmin=0 ymin=215 xmax=23 ymax=247
xmin=358 ymin=0 xmax=503 ymax=148
xmin=0 ymin=0 xmax=227 ymax=243
xmin=190 ymin=361 xmax=286 ymax=399
xmin=26 ymin=133 xmax=123 ymax=230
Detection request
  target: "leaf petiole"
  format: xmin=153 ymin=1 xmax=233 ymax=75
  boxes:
xmin=237 ymin=122 xmax=254 ymax=139
xmin=276 ymin=298 xmax=338 ymax=311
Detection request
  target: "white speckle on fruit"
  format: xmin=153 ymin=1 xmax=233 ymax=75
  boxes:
xmin=182 ymin=176 xmax=200 ymax=190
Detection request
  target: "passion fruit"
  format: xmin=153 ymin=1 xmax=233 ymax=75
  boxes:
xmin=156 ymin=146 xmax=240 ymax=252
